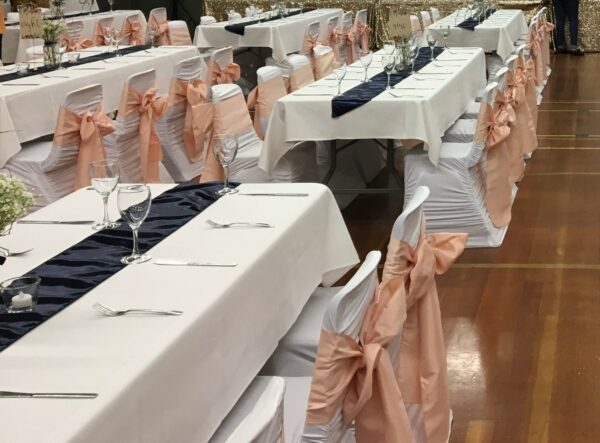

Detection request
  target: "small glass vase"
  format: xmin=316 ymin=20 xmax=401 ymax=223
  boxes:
xmin=43 ymin=40 xmax=60 ymax=69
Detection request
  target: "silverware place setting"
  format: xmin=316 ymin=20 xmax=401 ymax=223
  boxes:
xmin=0 ymin=390 xmax=98 ymax=399
xmin=1 ymin=83 xmax=41 ymax=86
xmin=154 ymin=259 xmax=238 ymax=267
xmin=17 ymin=220 xmax=95 ymax=225
xmin=42 ymin=73 xmax=70 ymax=79
xmin=0 ymin=247 xmax=33 ymax=257
xmin=93 ymin=302 xmax=183 ymax=317
xmin=70 ymin=67 xmax=107 ymax=70
xmin=237 ymin=192 xmax=309 ymax=197
xmin=387 ymin=91 xmax=425 ymax=99
xmin=206 ymin=219 xmax=274 ymax=229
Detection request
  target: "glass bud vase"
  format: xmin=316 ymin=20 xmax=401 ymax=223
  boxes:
xmin=43 ymin=40 xmax=60 ymax=69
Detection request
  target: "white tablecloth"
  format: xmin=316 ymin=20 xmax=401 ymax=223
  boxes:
xmin=1 ymin=10 xmax=146 ymax=65
xmin=428 ymin=9 xmax=528 ymax=61
xmin=0 ymin=182 xmax=358 ymax=443
xmin=0 ymin=45 xmax=199 ymax=167
xmin=260 ymin=48 xmax=486 ymax=170
xmin=193 ymin=8 xmax=342 ymax=62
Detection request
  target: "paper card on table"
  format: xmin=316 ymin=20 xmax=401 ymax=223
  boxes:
xmin=19 ymin=6 xmax=43 ymax=39
xmin=388 ymin=10 xmax=412 ymax=42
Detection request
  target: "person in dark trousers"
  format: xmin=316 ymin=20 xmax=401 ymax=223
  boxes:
xmin=552 ymin=0 xmax=584 ymax=55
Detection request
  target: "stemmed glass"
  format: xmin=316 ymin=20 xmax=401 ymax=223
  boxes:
xmin=79 ymin=0 xmax=87 ymax=14
xmin=90 ymin=160 xmax=120 ymax=231
xmin=57 ymin=40 xmax=67 ymax=69
xmin=108 ymin=0 xmax=114 ymax=12
xmin=426 ymin=33 xmax=437 ymax=61
xmin=270 ymin=0 xmax=277 ymax=18
xmin=332 ymin=61 xmax=347 ymax=96
xmin=409 ymin=42 xmax=419 ymax=74
xmin=382 ymin=54 xmax=395 ymax=90
xmin=112 ymin=29 xmax=122 ymax=56
xmin=147 ymin=24 xmax=157 ymax=48
xmin=212 ymin=134 xmax=239 ymax=195
xmin=441 ymin=25 xmax=451 ymax=49
xmin=118 ymin=185 xmax=152 ymax=265
xmin=103 ymin=27 xmax=113 ymax=52
xmin=360 ymin=50 xmax=373 ymax=82
xmin=383 ymin=39 xmax=395 ymax=55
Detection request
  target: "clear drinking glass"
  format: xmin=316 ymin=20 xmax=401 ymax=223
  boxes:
xmin=103 ymin=27 xmax=113 ymax=52
xmin=118 ymin=185 xmax=152 ymax=265
xmin=409 ymin=43 xmax=419 ymax=73
xmin=270 ymin=0 xmax=277 ymax=17
xmin=332 ymin=61 xmax=347 ymax=96
xmin=108 ymin=0 xmax=114 ymax=12
xmin=57 ymin=40 xmax=67 ymax=69
xmin=212 ymin=134 xmax=239 ymax=195
xmin=383 ymin=40 xmax=395 ymax=55
xmin=90 ymin=159 xmax=120 ymax=231
xmin=147 ymin=25 xmax=157 ymax=48
xmin=426 ymin=33 xmax=437 ymax=60
xmin=441 ymin=25 xmax=451 ymax=49
xmin=382 ymin=54 xmax=395 ymax=89
xmin=360 ymin=50 xmax=373 ymax=82
xmin=112 ymin=29 xmax=122 ymax=56
xmin=0 ymin=275 xmax=40 ymax=314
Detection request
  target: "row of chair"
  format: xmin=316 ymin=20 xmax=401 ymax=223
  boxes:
xmin=410 ymin=8 xmax=442 ymax=35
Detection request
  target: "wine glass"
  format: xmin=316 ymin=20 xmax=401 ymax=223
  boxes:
xmin=79 ymin=0 xmax=87 ymax=14
xmin=269 ymin=0 xmax=277 ymax=18
xmin=112 ymin=29 xmax=122 ymax=56
xmin=426 ymin=33 xmax=437 ymax=61
xmin=118 ymin=185 xmax=152 ymax=265
xmin=409 ymin=42 xmax=419 ymax=74
xmin=332 ymin=61 xmax=347 ymax=96
xmin=359 ymin=50 xmax=373 ymax=82
xmin=103 ymin=27 xmax=113 ymax=53
xmin=382 ymin=54 xmax=395 ymax=90
xmin=212 ymin=134 xmax=239 ymax=195
xmin=383 ymin=39 xmax=395 ymax=55
xmin=57 ymin=40 xmax=67 ymax=70
xmin=147 ymin=24 xmax=157 ymax=48
xmin=108 ymin=0 xmax=114 ymax=12
xmin=90 ymin=160 xmax=120 ymax=231
xmin=441 ymin=25 xmax=451 ymax=49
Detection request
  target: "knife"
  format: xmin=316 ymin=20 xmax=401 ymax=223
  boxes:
xmin=238 ymin=193 xmax=309 ymax=197
xmin=154 ymin=260 xmax=238 ymax=267
xmin=0 ymin=391 xmax=98 ymax=399
xmin=17 ymin=220 xmax=95 ymax=225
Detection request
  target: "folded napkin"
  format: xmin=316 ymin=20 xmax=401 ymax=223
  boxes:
xmin=332 ymin=47 xmax=444 ymax=118
xmin=457 ymin=8 xmax=497 ymax=31
xmin=224 ymin=8 xmax=315 ymax=36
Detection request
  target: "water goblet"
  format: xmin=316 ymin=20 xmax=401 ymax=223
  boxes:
xmin=383 ymin=39 xmax=395 ymax=55
xmin=90 ymin=159 xmax=121 ymax=231
xmin=409 ymin=43 xmax=419 ymax=74
xmin=426 ymin=33 xmax=437 ymax=60
xmin=108 ymin=0 xmax=114 ymax=12
xmin=332 ymin=61 xmax=347 ymax=96
xmin=147 ymin=25 xmax=157 ymax=48
xmin=270 ymin=0 xmax=277 ymax=18
xmin=382 ymin=54 xmax=395 ymax=90
xmin=441 ymin=25 xmax=451 ymax=49
xmin=118 ymin=185 xmax=152 ymax=265
xmin=57 ymin=40 xmax=67 ymax=69
xmin=359 ymin=50 xmax=373 ymax=82
xmin=212 ymin=134 xmax=239 ymax=195
xmin=112 ymin=29 xmax=122 ymax=56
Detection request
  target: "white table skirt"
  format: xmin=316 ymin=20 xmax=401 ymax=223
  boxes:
xmin=2 ymin=10 xmax=145 ymax=65
xmin=428 ymin=9 xmax=529 ymax=61
xmin=193 ymin=8 xmax=342 ymax=62
xmin=0 ymin=45 xmax=199 ymax=167
xmin=0 ymin=182 xmax=358 ymax=443
xmin=260 ymin=47 xmax=486 ymax=171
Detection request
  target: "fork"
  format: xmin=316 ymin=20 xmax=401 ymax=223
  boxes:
xmin=93 ymin=302 xmax=183 ymax=317
xmin=206 ymin=219 xmax=274 ymax=229
xmin=0 ymin=247 xmax=33 ymax=257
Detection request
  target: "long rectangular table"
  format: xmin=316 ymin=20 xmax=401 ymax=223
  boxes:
xmin=428 ymin=9 xmax=529 ymax=61
xmin=260 ymin=47 xmax=486 ymax=172
xmin=193 ymin=8 xmax=342 ymax=62
xmin=0 ymin=45 xmax=199 ymax=167
xmin=0 ymin=182 xmax=358 ymax=442
xmin=1 ymin=10 xmax=145 ymax=65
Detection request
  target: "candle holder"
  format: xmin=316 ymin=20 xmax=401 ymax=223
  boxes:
xmin=0 ymin=275 xmax=41 ymax=313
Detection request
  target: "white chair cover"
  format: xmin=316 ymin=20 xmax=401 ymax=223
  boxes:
xmin=353 ymin=9 xmax=368 ymax=55
xmin=94 ymin=16 xmax=115 ymax=45
xmin=420 ymin=11 xmax=432 ymax=29
xmin=149 ymin=7 xmax=168 ymax=24
xmin=255 ymin=66 xmax=285 ymax=136
xmin=209 ymin=46 xmax=238 ymax=86
xmin=337 ymin=11 xmax=354 ymax=64
xmin=430 ymin=7 xmax=441 ymax=23
xmin=168 ymin=20 xmax=192 ymax=45
xmin=410 ymin=15 xmax=422 ymax=35
xmin=300 ymin=21 xmax=321 ymax=57
xmin=209 ymin=377 xmax=285 ymax=443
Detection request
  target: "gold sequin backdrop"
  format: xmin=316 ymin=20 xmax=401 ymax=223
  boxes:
xmin=204 ymin=0 xmax=600 ymax=51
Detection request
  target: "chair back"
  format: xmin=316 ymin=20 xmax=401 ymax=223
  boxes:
xmin=287 ymin=54 xmax=314 ymax=91
xmin=66 ymin=20 xmax=84 ymax=40
xmin=149 ymin=7 xmax=168 ymax=24
xmin=93 ymin=16 xmax=114 ymax=46
xmin=168 ymin=20 xmax=192 ymax=45
xmin=121 ymin=12 xmax=145 ymax=46
xmin=338 ymin=11 xmax=354 ymax=64
xmin=250 ymin=66 xmax=287 ymax=139
xmin=300 ymin=20 xmax=321 ymax=56
xmin=410 ymin=14 xmax=422 ymax=35
xmin=420 ymin=11 xmax=432 ymax=29
xmin=209 ymin=46 xmax=240 ymax=86
xmin=430 ymin=7 xmax=441 ymax=23
xmin=393 ymin=185 xmax=430 ymax=249
xmin=313 ymin=45 xmax=334 ymax=79
xmin=149 ymin=7 xmax=170 ymax=45
xmin=354 ymin=9 xmax=370 ymax=52
xmin=211 ymin=83 xmax=259 ymax=151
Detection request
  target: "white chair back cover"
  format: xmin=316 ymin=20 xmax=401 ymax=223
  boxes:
xmin=200 ymin=16 xmax=217 ymax=25
xmin=337 ymin=11 xmax=354 ymax=64
xmin=326 ymin=15 xmax=339 ymax=32
xmin=66 ymin=20 xmax=84 ymax=40
xmin=149 ymin=7 xmax=168 ymax=24
xmin=430 ymin=7 xmax=441 ymax=23
xmin=410 ymin=14 xmax=422 ymax=34
xmin=255 ymin=66 xmax=285 ymax=135
xmin=209 ymin=377 xmax=286 ymax=443
xmin=168 ymin=20 xmax=192 ymax=45
xmin=95 ymin=16 xmax=114 ymax=44
xmin=420 ymin=11 xmax=432 ymax=29
xmin=300 ymin=21 xmax=321 ymax=56
xmin=121 ymin=12 xmax=145 ymax=45
xmin=494 ymin=67 xmax=509 ymax=92
xmin=354 ymin=9 xmax=368 ymax=54
xmin=209 ymin=46 xmax=236 ymax=86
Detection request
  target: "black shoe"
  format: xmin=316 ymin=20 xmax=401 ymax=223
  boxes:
xmin=555 ymin=46 xmax=568 ymax=54
xmin=569 ymin=47 xmax=585 ymax=56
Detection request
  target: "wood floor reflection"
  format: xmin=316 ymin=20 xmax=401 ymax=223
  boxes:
xmin=341 ymin=53 xmax=600 ymax=442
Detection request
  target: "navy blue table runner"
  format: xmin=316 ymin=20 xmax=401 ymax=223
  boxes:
xmin=224 ymin=8 xmax=315 ymax=36
xmin=457 ymin=8 xmax=497 ymax=31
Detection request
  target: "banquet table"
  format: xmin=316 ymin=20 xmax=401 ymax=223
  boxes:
xmin=1 ymin=10 xmax=146 ymax=65
xmin=193 ymin=8 xmax=342 ymax=62
xmin=428 ymin=9 xmax=529 ymax=62
xmin=0 ymin=45 xmax=199 ymax=167
xmin=0 ymin=182 xmax=358 ymax=442
xmin=260 ymin=47 xmax=486 ymax=171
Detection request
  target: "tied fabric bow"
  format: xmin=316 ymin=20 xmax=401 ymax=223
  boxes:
xmin=170 ymin=79 xmax=213 ymax=162
xmin=495 ymin=90 xmax=516 ymax=126
xmin=54 ymin=105 xmax=115 ymax=189
xmin=61 ymin=35 xmax=93 ymax=52
xmin=301 ymin=34 xmax=319 ymax=56
xmin=344 ymin=28 xmax=357 ymax=64
xmin=122 ymin=18 xmax=144 ymax=46
xmin=527 ymin=29 xmax=544 ymax=86
xmin=511 ymin=68 xmax=527 ymax=108
xmin=150 ymin=15 xmax=170 ymax=45
xmin=324 ymin=28 xmax=340 ymax=61
xmin=210 ymin=62 xmax=241 ymax=85
xmin=383 ymin=225 xmax=467 ymax=443
xmin=355 ymin=22 xmax=371 ymax=52
xmin=94 ymin=23 xmax=110 ymax=46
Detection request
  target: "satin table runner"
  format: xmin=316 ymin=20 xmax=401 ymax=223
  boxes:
xmin=0 ymin=182 xmax=358 ymax=443
xmin=194 ymin=8 xmax=342 ymax=62
xmin=0 ymin=45 xmax=199 ymax=168
xmin=1 ymin=10 xmax=147 ymax=65
xmin=224 ymin=8 xmax=315 ymax=36
xmin=428 ymin=9 xmax=528 ymax=61
xmin=456 ymin=8 xmax=497 ymax=31
xmin=261 ymin=47 xmax=486 ymax=170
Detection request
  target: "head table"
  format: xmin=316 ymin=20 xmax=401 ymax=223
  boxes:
xmin=0 ymin=182 xmax=358 ymax=442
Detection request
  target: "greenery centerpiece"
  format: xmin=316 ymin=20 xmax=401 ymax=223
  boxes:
xmin=0 ymin=173 xmax=35 ymax=236
xmin=42 ymin=18 xmax=67 ymax=68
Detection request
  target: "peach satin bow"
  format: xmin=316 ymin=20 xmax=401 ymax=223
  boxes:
xmin=209 ymin=62 xmax=241 ymax=85
xmin=61 ymin=35 xmax=93 ymax=52
xmin=324 ymin=28 xmax=340 ymax=61
xmin=150 ymin=15 xmax=170 ymax=45
xmin=301 ymin=34 xmax=319 ymax=56
xmin=344 ymin=28 xmax=357 ymax=64
xmin=122 ymin=86 xmax=168 ymax=182
xmin=122 ymin=18 xmax=144 ymax=46
xmin=93 ymin=23 xmax=109 ymax=46
xmin=170 ymin=78 xmax=213 ymax=162
xmin=384 ymin=224 xmax=467 ymax=443
xmin=54 ymin=105 xmax=115 ymax=189
xmin=356 ymin=22 xmax=371 ymax=52
xmin=305 ymin=285 xmax=413 ymax=442
xmin=247 ymin=75 xmax=287 ymax=140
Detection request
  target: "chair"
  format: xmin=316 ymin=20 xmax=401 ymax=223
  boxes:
xmin=299 ymin=21 xmax=321 ymax=57
xmin=149 ymin=7 xmax=170 ymax=45
xmin=322 ymin=15 xmax=339 ymax=48
xmin=430 ymin=7 xmax=441 ymax=23
xmin=404 ymin=84 xmax=515 ymax=247
xmin=313 ymin=45 xmax=334 ymax=80
xmin=353 ymin=9 xmax=370 ymax=54
xmin=410 ymin=14 xmax=422 ymax=36
xmin=156 ymin=55 xmax=211 ymax=182
xmin=338 ymin=11 xmax=354 ymax=64
xmin=420 ymin=10 xmax=433 ymax=29
xmin=247 ymin=66 xmax=287 ymax=140
xmin=103 ymin=69 xmax=172 ymax=183
xmin=168 ymin=20 xmax=192 ymax=45
xmin=287 ymin=54 xmax=314 ymax=92
xmin=209 ymin=377 xmax=286 ymax=443
xmin=208 ymin=46 xmax=241 ymax=86
xmin=93 ymin=16 xmax=114 ymax=46
xmin=60 ymin=20 xmax=93 ymax=52
xmin=121 ymin=12 xmax=145 ymax=46
xmin=5 ymin=84 xmax=114 ymax=209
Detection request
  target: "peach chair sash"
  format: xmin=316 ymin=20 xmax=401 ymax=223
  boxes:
xmin=356 ymin=22 xmax=371 ymax=52
xmin=53 ymin=104 xmax=115 ymax=189
xmin=209 ymin=61 xmax=241 ymax=85
xmin=247 ymin=75 xmax=287 ymax=140
xmin=323 ymin=28 xmax=340 ymax=61
xmin=302 ymin=34 xmax=319 ymax=56
xmin=150 ymin=15 xmax=170 ymax=45
xmin=517 ymin=55 xmax=538 ymax=127
xmin=343 ymin=28 xmax=357 ymax=64
xmin=524 ymin=58 xmax=539 ymax=127
xmin=538 ymin=20 xmax=554 ymax=73
xmin=121 ymin=86 xmax=169 ymax=182
xmin=383 ymin=223 xmax=467 ymax=443
xmin=288 ymin=63 xmax=314 ymax=92
xmin=122 ymin=18 xmax=145 ymax=46
xmin=170 ymin=78 xmax=213 ymax=162
xmin=200 ymin=93 xmax=254 ymax=183
xmin=474 ymin=98 xmax=512 ymax=227
xmin=0 ymin=7 xmax=5 ymax=34
xmin=305 ymin=286 xmax=413 ymax=442
xmin=507 ymin=71 xmax=537 ymax=151
xmin=93 ymin=23 xmax=109 ymax=46
xmin=61 ymin=34 xmax=93 ymax=52
xmin=527 ymin=29 xmax=544 ymax=86
xmin=313 ymin=51 xmax=335 ymax=80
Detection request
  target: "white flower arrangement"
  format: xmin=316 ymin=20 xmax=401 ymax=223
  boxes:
xmin=0 ymin=174 xmax=35 ymax=235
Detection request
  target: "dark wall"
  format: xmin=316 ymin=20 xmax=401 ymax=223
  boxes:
xmin=96 ymin=0 xmax=203 ymax=26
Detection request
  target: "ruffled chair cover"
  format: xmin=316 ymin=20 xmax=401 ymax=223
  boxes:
xmin=93 ymin=17 xmax=114 ymax=46
xmin=300 ymin=21 xmax=321 ymax=58
xmin=168 ymin=20 xmax=193 ymax=45
xmin=337 ymin=11 xmax=354 ymax=65
xmin=121 ymin=14 xmax=145 ymax=46
xmin=322 ymin=16 xmax=340 ymax=61
xmin=149 ymin=7 xmax=170 ymax=46
xmin=208 ymin=47 xmax=241 ymax=86
xmin=247 ymin=67 xmax=287 ymax=140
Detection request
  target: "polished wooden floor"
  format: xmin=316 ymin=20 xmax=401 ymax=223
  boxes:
xmin=342 ymin=53 xmax=600 ymax=443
